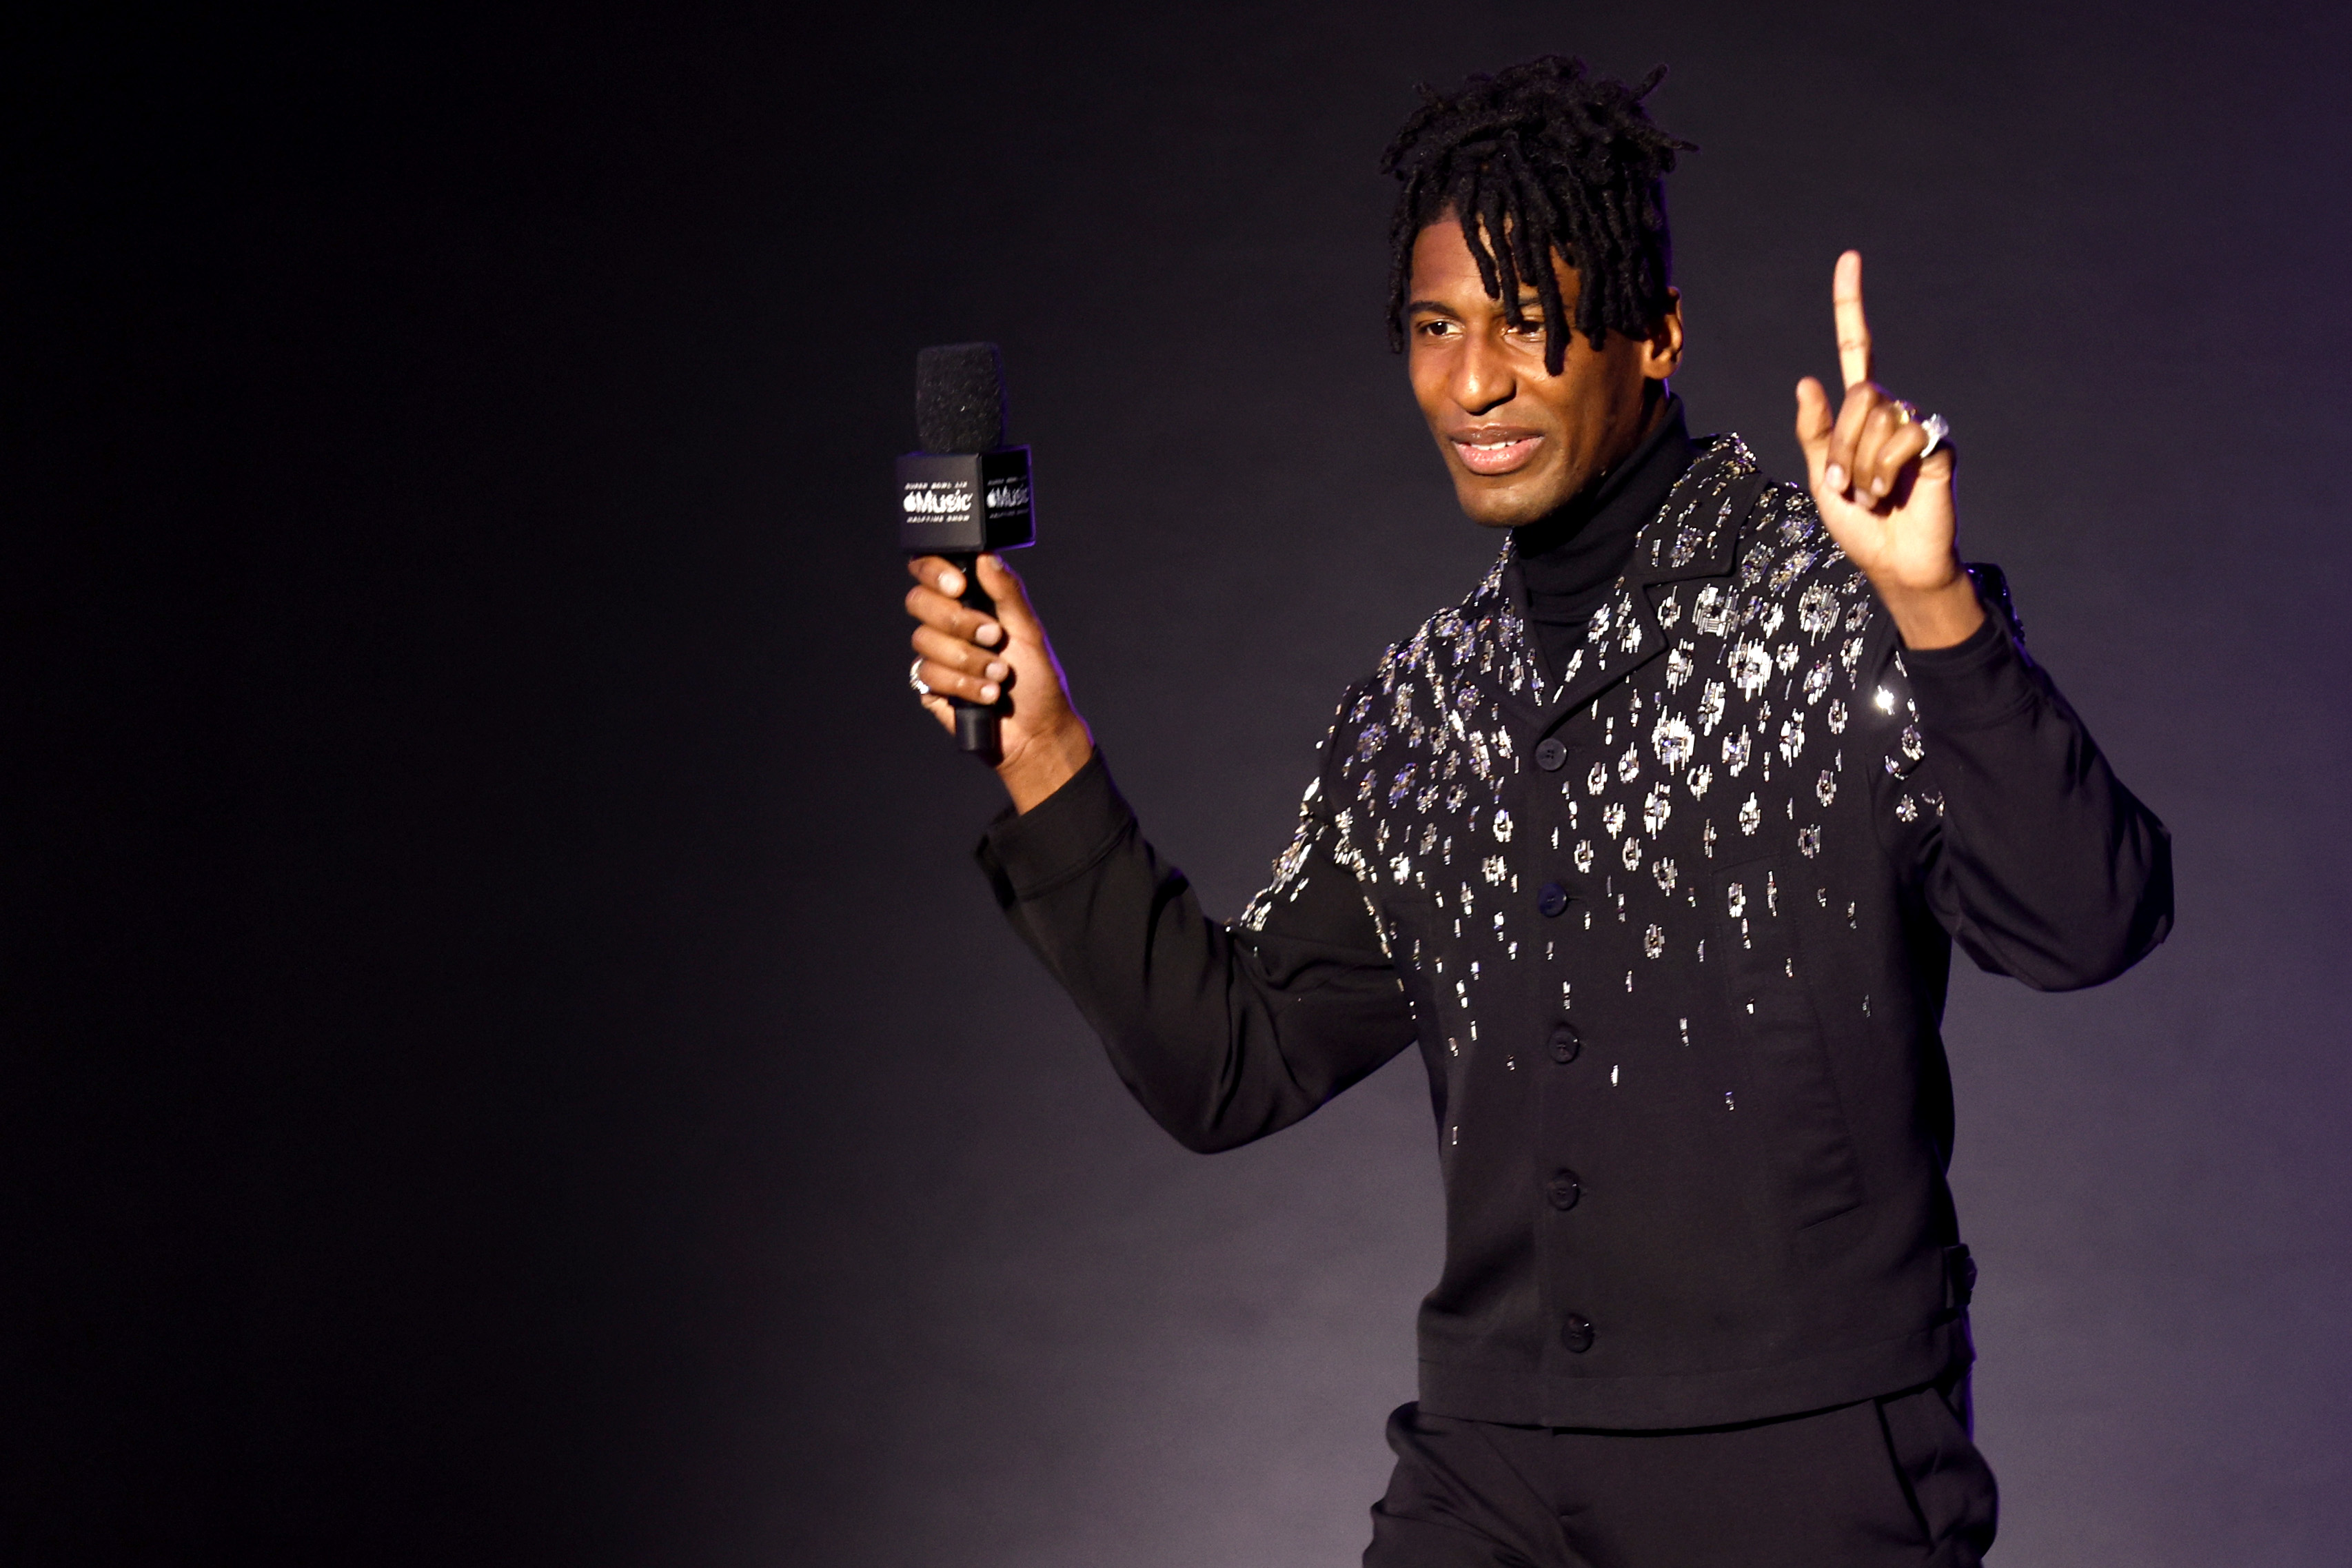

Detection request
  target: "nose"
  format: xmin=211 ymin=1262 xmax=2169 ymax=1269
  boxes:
xmin=1454 ymin=329 xmax=1514 ymax=416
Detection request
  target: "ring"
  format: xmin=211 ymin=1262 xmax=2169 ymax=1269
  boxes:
xmin=1918 ymin=412 xmax=1951 ymax=458
xmin=909 ymin=657 xmax=933 ymax=698
xmin=1892 ymin=399 xmax=1918 ymax=425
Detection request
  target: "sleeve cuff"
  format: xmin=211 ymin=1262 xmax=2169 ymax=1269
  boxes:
xmin=973 ymin=749 xmax=1133 ymax=906
xmin=1902 ymin=602 xmax=2038 ymax=733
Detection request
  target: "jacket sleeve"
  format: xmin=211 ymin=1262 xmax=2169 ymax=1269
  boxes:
xmin=973 ymin=740 xmax=1419 ymax=1153
xmin=1880 ymin=567 xmax=2173 ymax=990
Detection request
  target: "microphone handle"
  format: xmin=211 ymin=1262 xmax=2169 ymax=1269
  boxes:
xmin=944 ymin=552 xmax=1004 ymax=765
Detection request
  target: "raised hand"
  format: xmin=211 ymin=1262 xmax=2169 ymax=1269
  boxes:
xmin=905 ymin=553 xmax=1095 ymax=811
xmin=1793 ymin=252 xmax=1984 ymax=649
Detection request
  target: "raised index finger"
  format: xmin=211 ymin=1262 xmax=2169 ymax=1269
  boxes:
xmin=1832 ymin=250 xmax=1871 ymax=391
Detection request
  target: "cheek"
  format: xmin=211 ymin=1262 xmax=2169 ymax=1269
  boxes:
xmin=1408 ymin=359 xmax=1454 ymax=422
xmin=1550 ymin=374 xmax=1619 ymax=440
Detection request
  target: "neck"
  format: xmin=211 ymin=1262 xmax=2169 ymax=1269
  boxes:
xmin=1513 ymin=389 xmax=1690 ymax=564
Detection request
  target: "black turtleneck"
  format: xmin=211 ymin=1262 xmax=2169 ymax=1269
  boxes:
xmin=1512 ymin=393 xmax=1700 ymax=682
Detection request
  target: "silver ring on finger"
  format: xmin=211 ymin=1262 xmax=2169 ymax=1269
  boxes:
xmin=1918 ymin=412 xmax=1951 ymax=458
xmin=909 ymin=657 xmax=933 ymax=698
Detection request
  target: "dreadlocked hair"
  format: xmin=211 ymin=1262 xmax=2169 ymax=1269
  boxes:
xmin=1381 ymin=56 xmax=1693 ymax=374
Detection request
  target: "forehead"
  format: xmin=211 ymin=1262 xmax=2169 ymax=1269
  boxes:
xmin=1408 ymin=219 xmax=1576 ymax=307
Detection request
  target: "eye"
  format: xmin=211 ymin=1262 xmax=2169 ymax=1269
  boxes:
xmin=1413 ymin=317 xmax=1459 ymax=340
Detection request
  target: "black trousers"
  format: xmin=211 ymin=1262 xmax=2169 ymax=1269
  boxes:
xmin=1366 ymin=1377 xmax=1996 ymax=1568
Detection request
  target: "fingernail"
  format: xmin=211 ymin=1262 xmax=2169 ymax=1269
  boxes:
xmin=976 ymin=623 xmax=1002 ymax=646
xmin=980 ymin=682 xmax=999 ymax=702
xmin=938 ymin=570 xmax=962 ymax=593
xmin=1824 ymin=464 xmax=1846 ymax=491
xmin=985 ymin=661 xmax=1008 ymax=681
xmin=1871 ymin=476 xmax=1889 ymax=497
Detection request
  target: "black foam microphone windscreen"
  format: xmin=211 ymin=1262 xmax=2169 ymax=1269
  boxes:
xmin=915 ymin=343 xmax=1006 ymax=454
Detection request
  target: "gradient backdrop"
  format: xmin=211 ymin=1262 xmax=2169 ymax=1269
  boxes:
xmin=7 ymin=3 xmax=2348 ymax=1562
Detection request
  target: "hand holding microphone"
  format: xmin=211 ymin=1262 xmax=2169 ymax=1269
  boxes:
xmin=899 ymin=343 xmax=1091 ymax=810
xmin=904 ymin=552 xmax=1091 ymax=811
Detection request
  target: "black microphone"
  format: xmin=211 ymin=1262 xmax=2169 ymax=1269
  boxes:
xmin=898 ymin=343 xmax=1034 ymax=764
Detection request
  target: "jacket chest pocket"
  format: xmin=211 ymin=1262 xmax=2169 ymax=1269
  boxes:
xmin=1712 ymin=853 xmax=1865 ymax=1230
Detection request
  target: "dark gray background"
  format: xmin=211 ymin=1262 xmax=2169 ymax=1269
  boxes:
xmin=6 ymin=2 xmax=2346 ymax=1562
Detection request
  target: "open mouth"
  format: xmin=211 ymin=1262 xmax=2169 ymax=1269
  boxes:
xmin=1451 ymin=434 xmax=1542 ymax=476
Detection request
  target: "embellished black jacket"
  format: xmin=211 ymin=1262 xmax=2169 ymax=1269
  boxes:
xmin=975 ymin=436 xmax=2172 ymax=1430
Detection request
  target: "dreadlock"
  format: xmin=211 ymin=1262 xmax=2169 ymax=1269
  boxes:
xmin=1381 ymin=56 xmax=1693 ymax=374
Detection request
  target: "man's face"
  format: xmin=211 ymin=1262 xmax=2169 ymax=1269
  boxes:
xmin=1405 ymin=218 xmax=1683 ymax=528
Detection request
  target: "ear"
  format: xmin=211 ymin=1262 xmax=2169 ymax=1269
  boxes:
xmin=1639 ymin=288 xmax=1685 ymax=378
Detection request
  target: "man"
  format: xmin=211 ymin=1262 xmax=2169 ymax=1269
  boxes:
xmin=904 ymin=57 xmax=2169 ymax=1567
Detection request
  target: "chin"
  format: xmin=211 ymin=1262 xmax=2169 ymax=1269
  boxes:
xmin=1454 ymin=481 xmax=1554 ymax=529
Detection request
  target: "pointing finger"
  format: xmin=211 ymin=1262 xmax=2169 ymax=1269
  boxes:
xmin=1832 ymin=250 xmax=1871 ymax=391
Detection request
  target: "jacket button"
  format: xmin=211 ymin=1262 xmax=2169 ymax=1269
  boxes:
xmin=1546 ymin=1170 xmax=1581 ymax=1210
xmin=1537 ymin=882 xmax=1568 ymax=917
xmin=1562 ymin=1313 xmax=1595 ymax=1354
xmin=1535 ymin=737 xmax=1568 ymax=771
xmin=1548 ymin=1023 xmax=1581 ymax=1063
